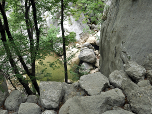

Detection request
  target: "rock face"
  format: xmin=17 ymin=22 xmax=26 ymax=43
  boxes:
xmin=100 ymin=0 xmax=152 ymax=76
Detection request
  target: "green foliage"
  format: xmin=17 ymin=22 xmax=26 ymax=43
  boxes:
xmin=71 ymin=0 xmax=105 ymax=24
xmin=69 ymin=64 xmax=89 ymax=81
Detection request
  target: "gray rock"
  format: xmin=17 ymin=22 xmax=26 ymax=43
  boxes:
xmin=82 ymin=42 xmax=94 ymax=49
xmin=125 ymin=61 xmax=146 ymax=83
xmin=101 ymin=88 xmax=125 ymax=107
xmin=79 ymin=62 xmax=93 ymax=74
xmin=59 ymin=88 xmax=125 ymax=114
xmin=0 ymin=110 xmax=8 ymax=114
xmin=62 ymin=82 xmax=86 ymax=103
xmin=39 ymin=81 xmax=64 ymax=109
xmin=109 ymin=70 xmax=130 ymax=88
xmin=102 ymin=109 xmax=135 ymax=114
xmin=4 ymin=90 xmax=22 ymax=111
xmin=79 ymin=72 xmax=109 ymax=95
xmin=137 ymin=80 xmax=151 ymax=87
xmin=42 ymin=110 xmax=57 ymax=114
xmin=0 ymin=71 xmax=9 ymax=107
xmin=26 ymin=95 xmax=38 ymax=103
xmin=109 ymin=70 xmax=138 ymax=95
xmin=143 ymin=53 xmax=152 ymax=70
xmin=127 ymin=87 xmax=152 ymax=114
xmin=100 ymin=0 xmax=152 ymax=76
xmin=18 ymin=103 xmax=41 ymax=114
xmin=78 ymin=48 xmax=96 ymax=63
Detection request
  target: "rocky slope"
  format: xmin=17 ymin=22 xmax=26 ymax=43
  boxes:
xmin=1 ymin=60 xmax=152 ymax=114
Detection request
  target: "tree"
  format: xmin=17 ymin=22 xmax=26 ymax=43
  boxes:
xmin=0 ymin=0 xmax=40 ymax=95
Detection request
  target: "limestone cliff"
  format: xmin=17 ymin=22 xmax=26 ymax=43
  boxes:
xmin=100 ymin=0 xmax=152 ymax=76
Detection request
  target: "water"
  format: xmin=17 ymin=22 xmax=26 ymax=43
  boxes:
xmin=35 ymin=53 xmax=74 ymax=82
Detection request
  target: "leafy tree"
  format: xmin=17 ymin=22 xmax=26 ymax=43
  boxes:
xmin=0 ymin=0 xmax=43 ymax=95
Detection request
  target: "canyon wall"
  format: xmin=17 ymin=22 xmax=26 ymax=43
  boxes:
xmin=100 ymin=0 xmax=152 ymax=76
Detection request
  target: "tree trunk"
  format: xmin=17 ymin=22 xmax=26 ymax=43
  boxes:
xmin=0 ymin=18 xmax=33 ymax=95
xmin=61 ymin=0 xmax=68 ymax=83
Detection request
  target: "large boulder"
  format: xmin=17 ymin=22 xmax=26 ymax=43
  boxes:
xmin=109 ymin=70 xmax=138 ymax=94
xmin=4 ymin=90 xmax=22 ymax=111
xmin=59 ymin=88 xmax=125 ymax=114
xmin=18 ymin=103 xmax=41 ymax=114
xmin=79 ymin=72 xmax=109 ymax=95
xmin=124 ymin=61 xmax=146 ymax=83
xmin=0 ymin=70 xmax=9 ymax=107
xmin=100 ymin=0 xmax=152 ymax=76
xmin=39 ymin=81 xmax=64 ymax=109
xmin=127 ymin=87 xmax=152 ymax=114
xmin=78 ymin=48 xmax=96 ymax=64
xmin=62 ymin=82 xmax=86 ymax=103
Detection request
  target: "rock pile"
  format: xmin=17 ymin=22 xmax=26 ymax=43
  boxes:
xmin=1 ymin=60 xmax=152 ymax=114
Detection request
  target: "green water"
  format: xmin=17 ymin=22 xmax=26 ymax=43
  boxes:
xmin=35 ymin=53 xmax=74 ymax=82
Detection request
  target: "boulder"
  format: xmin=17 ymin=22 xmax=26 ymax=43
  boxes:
xmin=4 ymin=90 xmax=22 ymax=111
xmin=125 ymin=61 xmax=146 ymax=83
xmin=109 ymin=70 xmax=138 ymax=94
xmin=100 ymin=0 xmax=152 ymax=76
xmin=79 ymin=62 xmax=93 ymax=74
xmin=127 ymin=87 xmax=152 ymax=114
xmin=0 ymin=110 xmax=8 ymax=114
xmin=26 ymin=95 xmax=38 ymax=103
xmin=0 ymin=71 xmax=9 ymax=107
xmin=18 ymin=103 xmax=41 ymax=114
xmin=79 ymin=72 xmax=109 ymax=95
xmin=59 ymin=88 xmax=125 ymax=114
xmin=102 ymin=109 xmax=135 ymax=114
xmin=62 ymin=82 xmax=86 ymax=103
xmin=42 ymin=110 xmax=57 ymax=114
xmin=39 ymin=81 xmax=64 ymax=109
xmin=101 ymin=88 xmax=125 ymax=106
xmin=137 ymin=80 xmax=151 ymax=87
xmin=78 ymin=48 xmax=96 ymax=63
